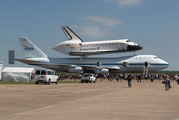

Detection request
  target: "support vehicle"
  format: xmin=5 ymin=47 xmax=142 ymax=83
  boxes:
xmin=81 ymin=73 xmax=96 ymax=83
xmin=35 ymin=70 xmax=58 ymax=84
xmin=175 ymin=75 xmax=179 ymax=84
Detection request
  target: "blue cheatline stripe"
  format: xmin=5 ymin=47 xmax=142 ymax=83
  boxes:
xmin=29 ymin=63 xmax=169 ymax=66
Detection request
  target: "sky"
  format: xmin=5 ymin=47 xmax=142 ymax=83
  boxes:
xmin=0 ymin=0 xmax=179 ymax=71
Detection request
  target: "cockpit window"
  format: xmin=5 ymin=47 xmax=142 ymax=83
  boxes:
xmin=154 ymin=57 xmax=158 ymax=58
xmin=126 ymin=40 xmax=131 ymax=42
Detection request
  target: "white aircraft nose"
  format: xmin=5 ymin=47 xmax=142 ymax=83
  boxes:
xmin=52 ymin=41 xmax=71 ymax=55
xmin=160 ymin=59 xmax=169 ymax=69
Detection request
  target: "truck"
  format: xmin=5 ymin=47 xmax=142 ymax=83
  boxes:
xmin=81 ymin=73 xmax=96 ymax=83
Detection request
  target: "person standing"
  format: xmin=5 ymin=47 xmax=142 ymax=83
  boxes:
xmin=74 ymin=74 xmax=77 ymax=81
xmin=128 ymin=74 xmax=132 ymax=87
xmin=137 ymin=74 xmax=141 ymax=83
xmin=164 ymin=74 xmax=170 ymax=91
xmin=150 ymin=74 xmax=154 ymax=82
xmin=120 ymin=74 xmax=123 ymax=82
xmin=115 ymin=74 xmax=119 ymax=82
xmin=107 ymin=74 xmax=110 ymax=81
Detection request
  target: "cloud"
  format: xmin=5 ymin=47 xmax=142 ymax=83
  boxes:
xmin=85 ymin=15 xmax=123 ymax=26
xmin=106 ymin=0 xmax=144 ymax=7
xmin=71 ymin=16 xmax=122 ymax=38
xmin=72 ymin=25 xmax=111 ymax=38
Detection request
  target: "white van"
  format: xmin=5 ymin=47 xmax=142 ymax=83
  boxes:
xmin=34 ymin=70 xmax=58 ymax=84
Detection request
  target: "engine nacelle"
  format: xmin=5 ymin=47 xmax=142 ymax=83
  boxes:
xmin=68 ymin=67 xmax=83 ymax=73
xmin=95 ymin=69 xmax=109 ymax=74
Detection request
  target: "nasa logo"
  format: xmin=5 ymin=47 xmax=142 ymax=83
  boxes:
xmin=23 ymin=44 xmax=34 ymax=50
xmin=23 ymin=39 xmax=27 ymax=41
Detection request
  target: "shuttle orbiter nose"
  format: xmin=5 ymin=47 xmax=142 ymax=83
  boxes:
xmin=127 ymin=44 xmax=143 ymax=51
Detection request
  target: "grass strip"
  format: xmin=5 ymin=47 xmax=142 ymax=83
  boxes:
xmin=0 ymin=81 xmax=80 ymax=84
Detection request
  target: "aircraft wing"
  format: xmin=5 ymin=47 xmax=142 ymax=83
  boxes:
xmin=79 ymin=65 xmax=120 ymax=73
xmin=15 ymin=58 xmax=39 ymax=64
xmin=105 ymin=66 xmax=121 ymax=73
xmin=15 ymin=58 xmax=120 ymax=73
xmin=47 ymin=63 xmax=80 ymax=68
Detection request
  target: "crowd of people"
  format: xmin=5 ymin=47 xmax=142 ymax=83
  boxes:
xmin=58 ymin=74 xmax=81 ymax=81
xmin=57 ymin=73 xmax=179 ymax=82
xmin=57 ymin=73 xmax=178 ymax=91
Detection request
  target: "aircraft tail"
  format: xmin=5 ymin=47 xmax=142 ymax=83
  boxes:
xmin=18 ymin=37 xmax=48 ymax=58
xmin=62 ymin=26 xmax=83 ymax=42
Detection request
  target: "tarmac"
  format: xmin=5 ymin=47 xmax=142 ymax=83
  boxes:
xmin=0 ymin=79 xmax=179 ymax=120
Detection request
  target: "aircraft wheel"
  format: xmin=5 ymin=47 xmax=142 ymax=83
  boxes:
xmin=55 ymin=79 xmax=58 ymax=84
xmin=48 ymin=79 xmax=50 ymax=85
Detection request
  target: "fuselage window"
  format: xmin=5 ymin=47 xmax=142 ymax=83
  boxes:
xmin=126 ymin=40 xmax=131 ymax=42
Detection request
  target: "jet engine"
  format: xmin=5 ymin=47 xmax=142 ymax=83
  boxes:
xmin=68 ymin=67 xmax=83 ymax=73
xmin=95 ymin=69 xmax=109 ymax=74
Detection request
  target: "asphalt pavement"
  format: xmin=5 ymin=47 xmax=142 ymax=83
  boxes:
xmin=0 ymin=79 xmax=179 ymax=120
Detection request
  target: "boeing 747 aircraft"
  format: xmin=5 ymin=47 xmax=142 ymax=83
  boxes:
xmin=15 ymin=37 xmax=169 ymax=74
xmin=52 ymin=26 xmax=143 ymax=57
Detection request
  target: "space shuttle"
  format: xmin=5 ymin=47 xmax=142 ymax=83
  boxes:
xmin=52 ymin=26 xmax=143 ymax=56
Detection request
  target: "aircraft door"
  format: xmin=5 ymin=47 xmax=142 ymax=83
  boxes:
xmin=97 ymin=62 xmax=102 ymax=67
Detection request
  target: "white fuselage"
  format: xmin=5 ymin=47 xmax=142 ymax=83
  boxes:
xmin=52 ymin=39 xmax=143 ymax=56
xmin=26 ymin=55 xmax=169 ymax=73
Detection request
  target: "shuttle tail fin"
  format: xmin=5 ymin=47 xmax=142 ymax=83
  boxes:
xmin=62 ymin=26 xmax=83 ymax=42
xmin=18 ymin=37 xmax=48 ymax=58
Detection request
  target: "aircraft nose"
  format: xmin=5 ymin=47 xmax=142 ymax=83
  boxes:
xmin=163 ymin=61 xmax=169 ymax=69
xmin=127 ymin=44 xmax=143 ymax=51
